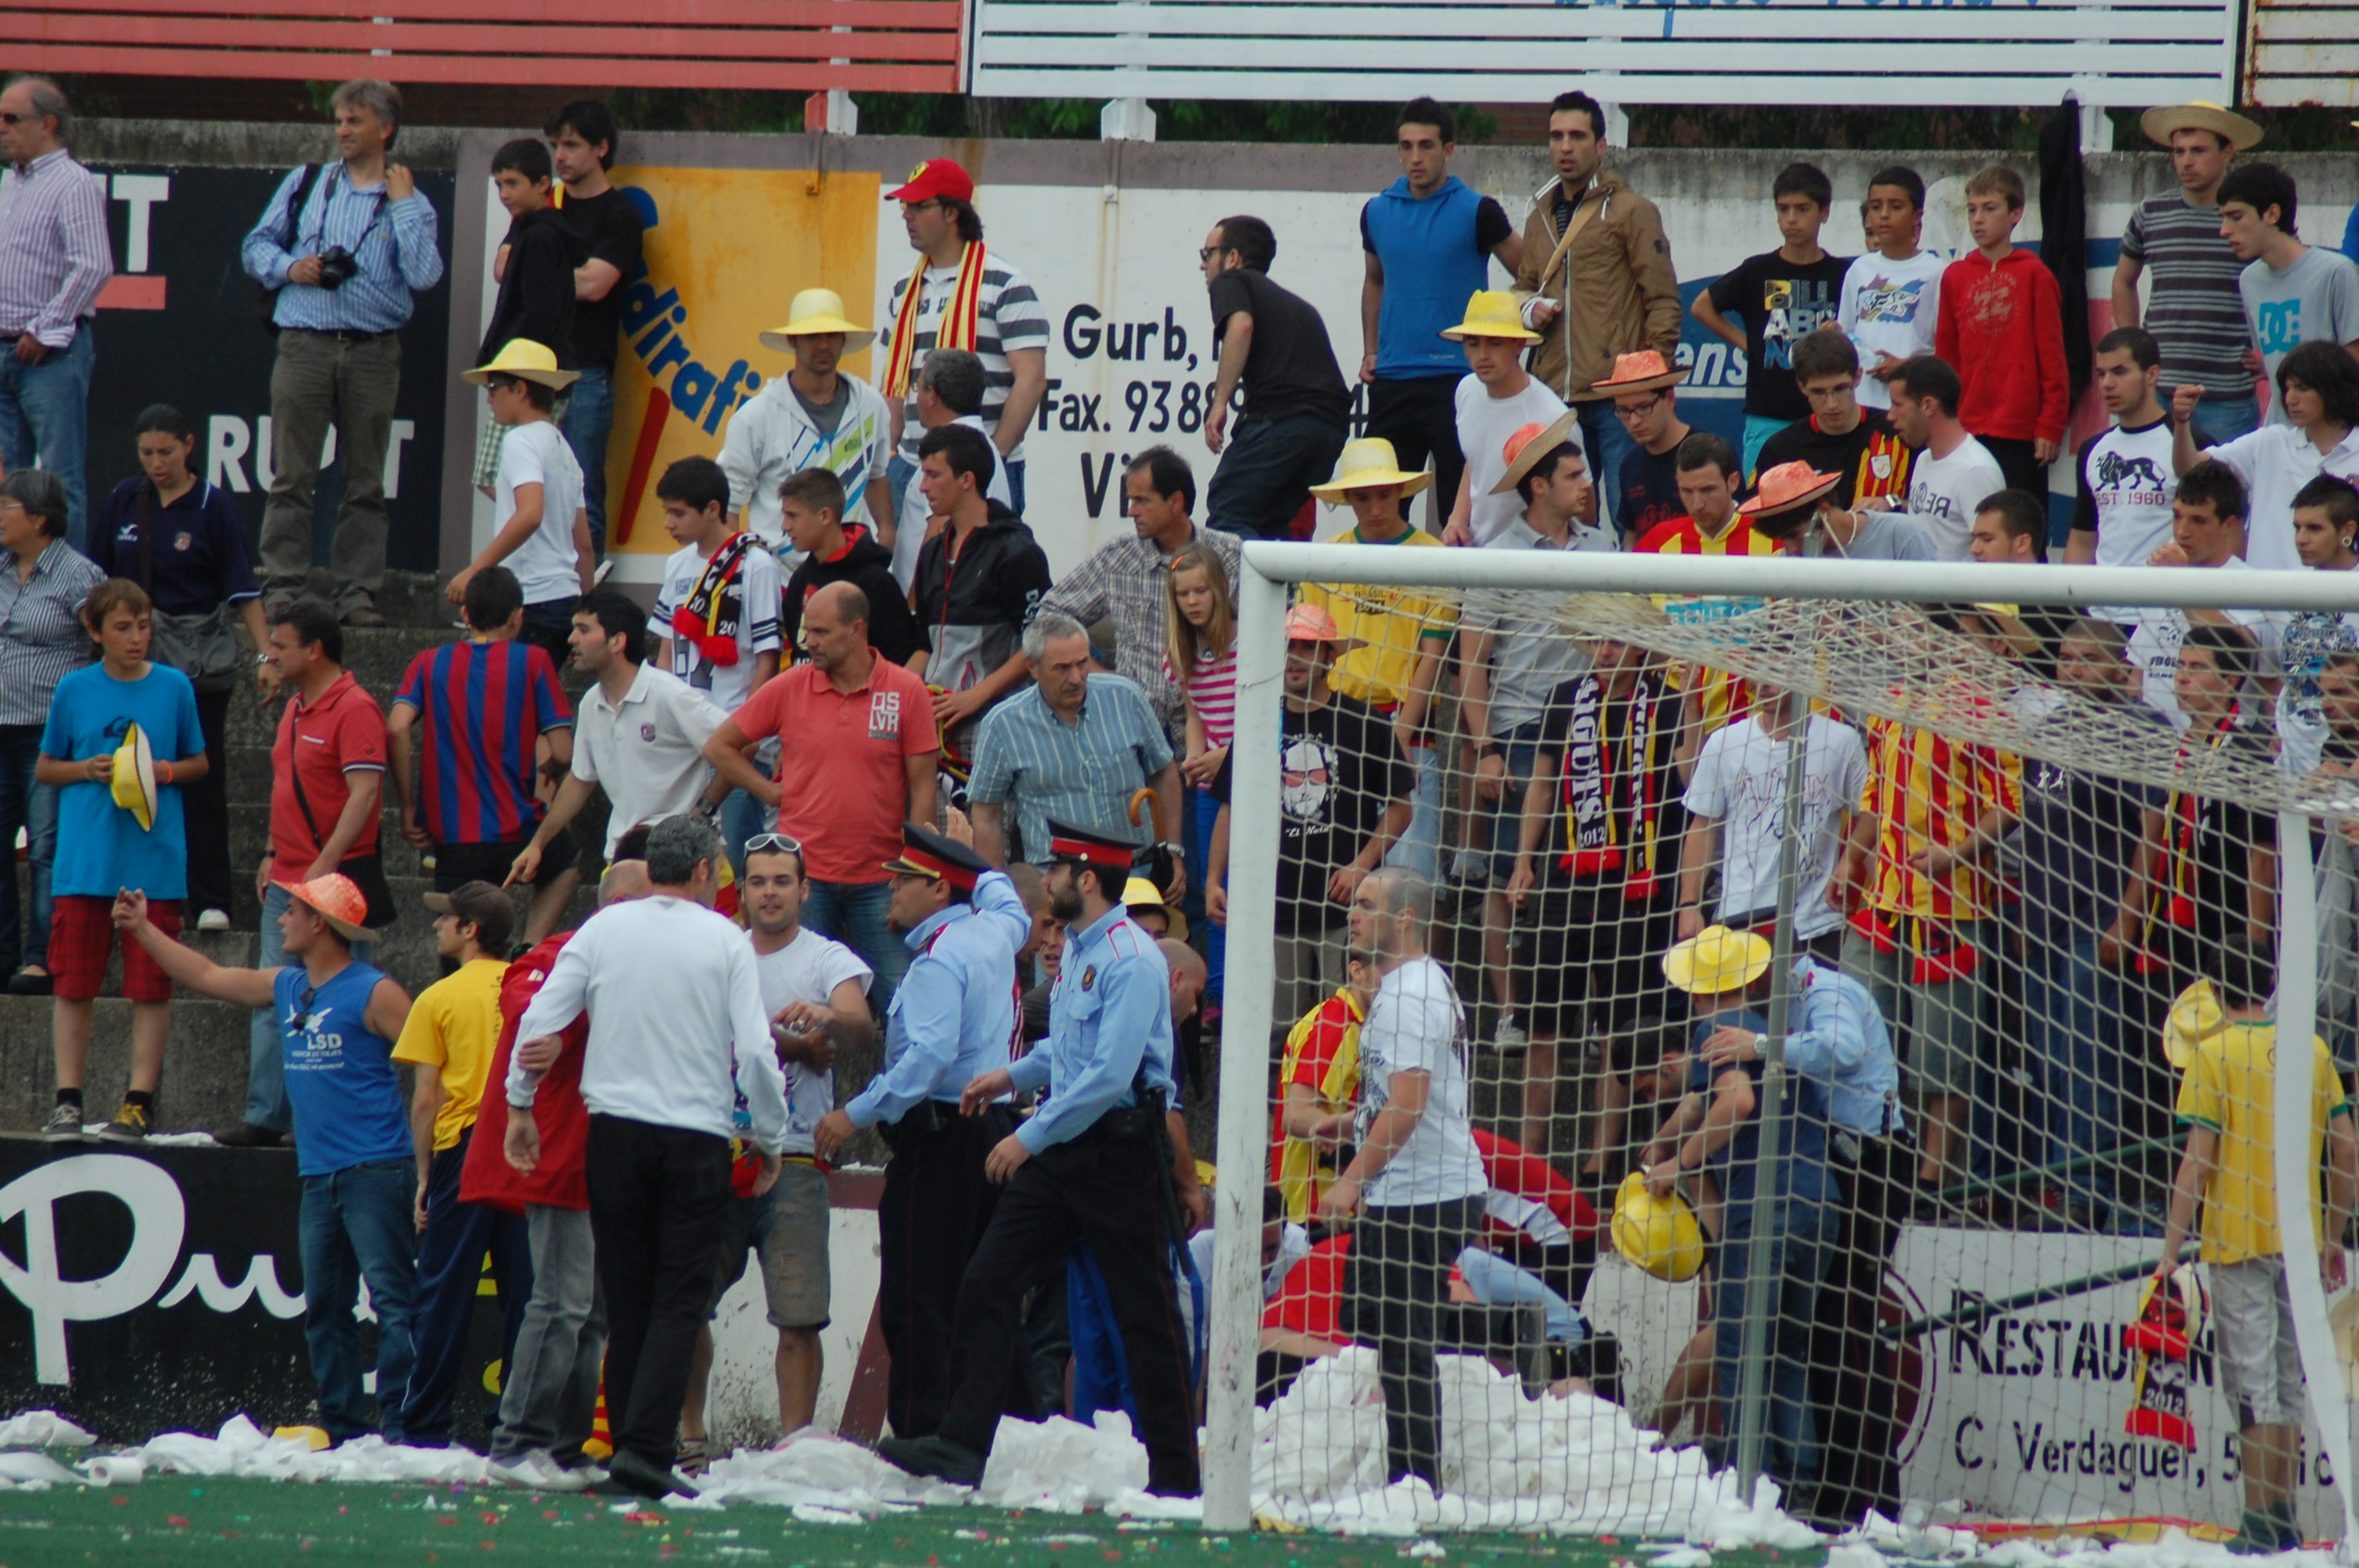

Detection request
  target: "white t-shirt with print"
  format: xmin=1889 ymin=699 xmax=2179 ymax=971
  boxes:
xmin=1903 ymin=435 xmax=2008 ymax=561
xmin=1684 ymin=713 xmax=1870 ymax=940
xmin=2127 ymin=558 xmax=2288 ymax=730
xmin=1455 ymin=374 xmax=1587 ymax=546
xmin=2079 ymin=418 xmax=2179 ymax=619
xmin=650 ymin=539 xmax=786 ymax=713
xmin=1354 ymin=955 xmax=1485 ymax=1208
xmin=1841 ymin=250 xmax=1946 ymax=411
xmin=754 ymin=926 xmax=873 ymax=1156
xmin=496 ymin=420 xmax=586 ymax=605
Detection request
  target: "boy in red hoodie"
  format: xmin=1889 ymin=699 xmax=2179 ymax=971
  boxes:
xmin=1936 ymin=165 xmax=2070 ymax=502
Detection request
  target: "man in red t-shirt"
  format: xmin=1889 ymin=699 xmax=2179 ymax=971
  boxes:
xmin=219 ymin=602 xmax=391 ymax=1148
xmin=461 ymin=837 xmax=653 ymax=1486
xmin=704 ymin=580 xmax=938 ymax=1014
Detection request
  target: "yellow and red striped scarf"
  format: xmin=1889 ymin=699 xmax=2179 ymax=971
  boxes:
xmin=885 ymin=241 xmax=989 ymax=397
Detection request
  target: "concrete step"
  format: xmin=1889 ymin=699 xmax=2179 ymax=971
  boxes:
xmin=0 ymin=993 xmax=254 ymax=1134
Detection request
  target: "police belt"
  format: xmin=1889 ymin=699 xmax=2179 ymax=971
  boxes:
xmin=881 ymin=1098 xmax=976 ymax=1145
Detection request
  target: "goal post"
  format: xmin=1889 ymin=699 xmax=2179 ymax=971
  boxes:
xmin=1205 ymin=541 xmax=2359 ymax=1541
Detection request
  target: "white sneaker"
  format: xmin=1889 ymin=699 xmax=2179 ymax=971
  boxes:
xmin=1493 ymin=1016 xmax=1528 ymax=1050
xmin=488 ymin=1454 xmax=547 ymax=1487
xmin=533 ymin=1450 xmax=594 ymax=1492
xmin=196 ymin=908 xmax=232 ymax=932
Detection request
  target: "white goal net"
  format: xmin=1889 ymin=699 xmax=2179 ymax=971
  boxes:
xmin=1198 ymin=544 xmax=2359 ymax=1547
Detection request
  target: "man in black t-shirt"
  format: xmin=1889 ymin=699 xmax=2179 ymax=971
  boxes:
xmin=1207 ymin=604 xmax=1413 ymax=1029
xmin=1594 ymin=350 xmax=1692 ymax=547
xmin=546 ymin=100 xmax=645 ymax=561
xmin=1201 ymin=216 xmax=1352 ymax=541
xmin=1692 ymin=162 xmax=1850 ymax=480
xmin=1754 ymin=329 xmax=1914 ymax=511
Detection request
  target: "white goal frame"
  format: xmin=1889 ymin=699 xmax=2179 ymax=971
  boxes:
xmin=1205 ymin=543 xmax=2359 ymax=1540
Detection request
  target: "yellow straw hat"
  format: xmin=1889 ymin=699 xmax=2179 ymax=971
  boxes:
xmin=1310 ymin=438 xmax=1434 ymax=505
xmin=758 ymin=288 xmax=877 ymax=355
xmin=1662 ymin=924 xmax=1772 ymax=996
xmin=2139 ymin=102 xmax=2263 ymax=152
xmin=1122 ymin=874 xmax=1189 ymax=944
xmin=1611 ymin=1171 xmax=1704 ymax=1283
xmin=463 ymin=339 xmax=580 ymax=390
xmin=110 ymin=721 xmax=157 ymax=833
xmin=1439 ymin=289 xmax=1540 ymax=344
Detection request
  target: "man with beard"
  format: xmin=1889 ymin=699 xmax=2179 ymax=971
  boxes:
xmin=812 ymin=823 xmax=1028 ymax=1440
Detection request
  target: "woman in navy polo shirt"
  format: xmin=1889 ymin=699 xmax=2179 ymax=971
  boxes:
xmin=92 ymin=405 xmax=272 ymax=933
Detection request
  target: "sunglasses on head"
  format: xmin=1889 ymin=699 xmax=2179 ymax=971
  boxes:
xmin=746 ymin=832 xmax=803 ymax=855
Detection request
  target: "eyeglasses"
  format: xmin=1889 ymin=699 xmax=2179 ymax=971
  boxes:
xmin=745 ymin=832 xmax=803 ymax=855
xmin=1198 ymin=247 xmax=1225 ymax=263
xmin=1612 ymin=397 xmax=1664 ymax=422
xmin=0 ymin=114 xmax=24 ymax=126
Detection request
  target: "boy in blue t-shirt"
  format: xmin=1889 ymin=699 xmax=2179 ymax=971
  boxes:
xmin=36 ymin=579 xmax=208 ymax=1143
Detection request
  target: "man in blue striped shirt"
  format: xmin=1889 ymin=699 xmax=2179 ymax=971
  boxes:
xmin=242 ymin=78 xmax=444 ymax=628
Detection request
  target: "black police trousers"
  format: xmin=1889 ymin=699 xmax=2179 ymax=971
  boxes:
xmin=937 ymin=1128 xmax=1201 ymax=1496
xmin=878 ymin=1104 xmax=1019 ymax=1439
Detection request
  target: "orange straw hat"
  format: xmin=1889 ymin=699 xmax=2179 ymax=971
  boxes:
xmin=270 ymin=873 xmax=376 ymax=942
xmin=1739 ymin=460 xmax=1843 ymax=518
xmin=1590 ymin=350 xmax=1688 ymax=396
xmin=1283 ymin=604 xmax=1341 ymax=642
xmin=1488 ymin=408 xmax=1584 ymax=496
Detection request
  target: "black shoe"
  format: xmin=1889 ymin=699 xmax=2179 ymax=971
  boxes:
xmin=212 ymin=1122 xmax=287 ymax=1149
xmin=96 ymin=1102 xmax=150 ymax=1142
xmin=605 ymin=1447 xmax=696 ymax=1500
xmin=41 ymin=1103 xmax=85 ymax=1142
xmin=8 ymin=967 xmax=52 ymax=996
xmin=876 ymin=1433 xmax=985 ymax=1486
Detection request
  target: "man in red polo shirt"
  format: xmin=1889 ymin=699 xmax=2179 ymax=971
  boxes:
xmin=218 ymin=601 xmax=391 ymax=1148
xmin=706 ymin=580 xmax=938 ymax=1014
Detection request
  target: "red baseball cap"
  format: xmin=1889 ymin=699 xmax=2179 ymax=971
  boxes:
xmin=887 ymin=158 xmax=975 ymax=205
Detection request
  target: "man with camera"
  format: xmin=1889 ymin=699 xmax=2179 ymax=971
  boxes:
xmin=241 ymin=78 xmax=445 ymax=628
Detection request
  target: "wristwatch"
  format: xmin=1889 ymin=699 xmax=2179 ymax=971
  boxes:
xmin=1158 ymin=840 xmax=1187 ymax=860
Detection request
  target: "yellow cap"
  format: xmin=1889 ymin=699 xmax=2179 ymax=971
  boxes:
xmin=463 ymin=338 xmax=580 ymax=390
xmin=1610 ymin=1171 xmax=1704 ymax=1283
xmin=758 ymin=288 xmax=877 ymax=355
xmin=110 ymin=721 xmax=156 ymax=832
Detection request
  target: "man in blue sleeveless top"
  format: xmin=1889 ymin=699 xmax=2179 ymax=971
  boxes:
xmin=1359 ymin=98 xmax=1523 ymax=533
xmin=117 ymin=872 xmax=419 ymax=1445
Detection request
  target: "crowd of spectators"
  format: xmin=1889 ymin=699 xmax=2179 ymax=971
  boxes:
xmin=7 ymin=72 xmax=2359 ymax=1531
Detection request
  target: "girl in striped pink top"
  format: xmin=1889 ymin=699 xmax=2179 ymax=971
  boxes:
xmin=1166 ymin=542 xmax=1237 ymax=1007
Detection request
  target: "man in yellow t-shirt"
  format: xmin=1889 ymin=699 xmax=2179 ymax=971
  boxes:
xmin=1297 ymin=439 xmax=1456 ymax=882
xmin=391 ymin=880 xmax=530 ymax=1448
xmin=2157 ymin=936 xmax=2357 ymax=1555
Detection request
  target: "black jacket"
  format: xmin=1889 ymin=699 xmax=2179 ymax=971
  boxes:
xmin=781 ymin=525 xmax=925 ymax=667
xmin=479 ymin=205 xmax=588 ymax=367
xmin=914 ymin=503 xmax=1054 ymax=750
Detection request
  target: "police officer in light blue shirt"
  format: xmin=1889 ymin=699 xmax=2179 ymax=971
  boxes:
xmin=879 ymin=818 xmax=1198 ymax=1498
xmin=812 ymin=822 xmax=1026 ymax=1442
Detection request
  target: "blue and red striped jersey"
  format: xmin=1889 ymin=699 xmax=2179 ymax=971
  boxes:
xmin=392 ymin=640 xmax=573 ymax=846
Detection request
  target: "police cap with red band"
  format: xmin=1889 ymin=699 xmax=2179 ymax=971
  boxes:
xmin=1042 ymin=818 xmax=1137 ymax=880
xmin=882 ymin=822 xmax=990 ymax=891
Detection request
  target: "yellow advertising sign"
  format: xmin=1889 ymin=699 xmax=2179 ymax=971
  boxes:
xmin=603 ymin=166 xmax=880 ymax=564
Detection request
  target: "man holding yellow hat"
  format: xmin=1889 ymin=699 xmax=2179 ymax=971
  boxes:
xmin=1645 ymin=924 xmax=1838 ymax=1493
xmin=2114 ymin=103 xmax=2267 ymax=444
xmin=718 ymin=287 xmax=896 ymax=554
xmin=1441 ymin=289 xmax=1577 ymax=546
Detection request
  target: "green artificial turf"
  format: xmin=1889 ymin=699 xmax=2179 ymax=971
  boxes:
xmin=0 ymin=1476 xmax=1816 ymax=1568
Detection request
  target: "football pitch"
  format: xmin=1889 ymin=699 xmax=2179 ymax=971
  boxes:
xmin=0 ymin=1476 xmax=1811 ymax=1568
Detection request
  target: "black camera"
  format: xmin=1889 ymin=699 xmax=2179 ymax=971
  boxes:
xmin=315 ymin=245 xmax=358 ymax=290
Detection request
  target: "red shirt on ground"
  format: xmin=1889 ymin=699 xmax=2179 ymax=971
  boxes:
xmin=729 ymin=655 xmax=936 ymax=886
xmin=1936 ymin=248 xmax=2070 ymax=446
xmin=270 ymin=668 xmax=386 ymax=868
xmin=460 ymin=932 xmax=591 ymax=1214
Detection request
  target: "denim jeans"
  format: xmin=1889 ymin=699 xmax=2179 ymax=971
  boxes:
xmin=2022 ymin=938 xmax=2121 ymax=1209
xmin=1578 ymin=399 xmax=1637 ymax=545
xmin=520 ymin=598 xmax=577 ymax=674
xmin=0 ymin=327 xmax=93 ymax=550
xmin=2185 ymin=387 xmax=2262 ymax=446
xmin=494 ymin=1203 xmax=607 ymax=1464
xmin=718 ymin=786 xmax=769 ymax=875
xmin=401 ymin=1131 xmax=533 ymax=1446
xmin=1006 ymin=457 xmax=1027 ymax=518
xmin=1383 ymin=740 xmax=1444 ymax=881
xmin=0 ymin=724 xmax=56 ymax=973
xmin=248 ymin=882 xmax=373 ymax=1132
xmin=802 ymin=878 xmax=907 ymax=1021
xmin=1206 ymin=415 xmax=1348 ymax=542
xmin=1191 ymin=786 xmax=1224 ymax=1000
xmin=300 ymin=1158 xmax=419 ymax=1443
xmin=559 ymin=365 xmax=616 ymax=557
xmin=1713 ymin=1191 xmax=1830 ymax=1489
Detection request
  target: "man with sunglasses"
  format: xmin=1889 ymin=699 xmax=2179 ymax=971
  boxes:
xmin=813 ymin=822 xmax=1030 ymax=1442
xmin=115 ymin=872 xmax=420 ymax=1446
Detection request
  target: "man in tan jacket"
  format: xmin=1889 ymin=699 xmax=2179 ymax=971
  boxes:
xmin=1510 ymin=90 xmax=1682 ymax=542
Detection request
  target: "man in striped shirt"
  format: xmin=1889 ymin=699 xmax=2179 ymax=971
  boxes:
xmin=387 ymin=567 xmax=579 ymax=946
xmin=878 ymin=160 xmax=1050 ymax=517
xmin=0 ymin=77 xmax=110 ymax=551
xmin=241 ymin=78 xmax=445 ymax=627
xmin=1838 ymin=706 xmax=2021 ymax=1200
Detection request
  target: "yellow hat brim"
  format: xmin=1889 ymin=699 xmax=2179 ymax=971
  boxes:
xmin=1662 ymin=930 xmax=1772 ymax=995
xmin=1610 ymin=1172 xmax=1704 ymax=1282
xmin=2139 ymin=103 xmax=2263 ymax=152
xmin=110 ymin=722 xmax=156 ymax=832
xmin=1310 ymin=469 xmax=1435 ymax=505
xmin=463 ymin=364 xmax=581 ymax=390
xmin=759 ymin=323 xmax=878 ymax=355
xmin=1440 ymin=319 xmax=1541 ymax=344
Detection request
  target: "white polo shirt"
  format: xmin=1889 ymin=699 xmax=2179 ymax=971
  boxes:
xmin=2206 ymin=423 xmax=2359 ymax=572
xmin=571 ymin=662 xmax=729 ymax=855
